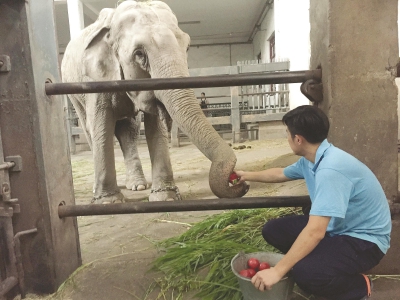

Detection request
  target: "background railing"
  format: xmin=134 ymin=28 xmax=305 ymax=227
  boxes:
xmin=67 ymin=60 xmax=292 ymax=152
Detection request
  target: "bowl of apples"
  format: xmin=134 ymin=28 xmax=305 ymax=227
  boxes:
xmin=231 ymin=251 xmax=294 ymax=300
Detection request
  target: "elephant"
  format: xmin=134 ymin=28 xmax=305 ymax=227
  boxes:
xmin=61 ymin=0 xmax=248 ymax=203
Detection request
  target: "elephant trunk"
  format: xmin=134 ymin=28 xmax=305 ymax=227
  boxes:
xmin=155 ymin=87 xmax=249 ymax=198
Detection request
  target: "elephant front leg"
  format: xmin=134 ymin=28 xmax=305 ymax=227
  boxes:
xmin=115 ymin=116 xmax=149 ymax=191
xmin=144 ymin=111 xmax=180 ymax=201
xmin=87 ymin=100 xmax=124 ymax=204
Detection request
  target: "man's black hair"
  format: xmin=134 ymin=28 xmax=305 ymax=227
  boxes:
xmin=282 ymin=105 xmax=329 ymax=144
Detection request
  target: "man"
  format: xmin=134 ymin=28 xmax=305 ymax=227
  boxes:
xmin=235 ymin=105 xmax=391 ymax=300
xmin=199 ymin=92 xmax=208 ymax=109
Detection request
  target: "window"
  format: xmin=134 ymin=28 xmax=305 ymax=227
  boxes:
xmin=269 ymin=32 xmax=275 ymax=62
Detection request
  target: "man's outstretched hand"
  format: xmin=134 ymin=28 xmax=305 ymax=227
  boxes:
xmin=233 ymin=170 xmax=246 ymax=184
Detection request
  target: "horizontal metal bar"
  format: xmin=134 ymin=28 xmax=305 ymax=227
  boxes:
xmin=46 ymin=69 xmax=322 ymax=96
xmin=58 ymin=196 xmax=311 ymax=218
xmin=0 ymin=162 xmax=15 ymax=171
xmin=241 ymin=90 xmax=290 ymax=96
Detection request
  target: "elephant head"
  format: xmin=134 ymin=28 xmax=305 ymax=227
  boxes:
xmin=84 ymin=0 xmax=248 ymax=199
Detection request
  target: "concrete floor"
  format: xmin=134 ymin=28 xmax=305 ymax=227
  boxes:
xmin=289 ymin=277 xmax=400 ymax=299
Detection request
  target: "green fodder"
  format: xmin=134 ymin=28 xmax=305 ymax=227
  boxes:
xmin=152 ymin=207 xmax=300 ymax=300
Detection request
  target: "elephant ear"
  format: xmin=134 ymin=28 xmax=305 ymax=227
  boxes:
xmin=82 ymin=8 xmax=120 ymax=80
xmin=84 ymin=8 xmax=114 ymax=50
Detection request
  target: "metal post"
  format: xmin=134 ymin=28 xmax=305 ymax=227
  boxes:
xmin=230 ymin=86 xmax=241 ymax=143
xmin=0 ymin=0 xmax=81 ymax=295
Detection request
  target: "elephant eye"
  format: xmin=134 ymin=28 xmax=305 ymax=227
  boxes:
xmin=133 ymin=48 xmax=148 ymax=69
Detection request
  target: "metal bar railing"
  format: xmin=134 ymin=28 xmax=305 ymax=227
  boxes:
xmin=46 ymin=70 xmax=321 ymax=95
xmin=58 ymin=196 xmax=311 ymax=218
xmin=0 ymin=162 xmax=15 ymax=171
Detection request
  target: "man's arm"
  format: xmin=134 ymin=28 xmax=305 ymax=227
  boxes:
xmin=235 ymin=168 xmax=291 ymax=183
xmin=251 ymin=215 xmax=331 ymax=291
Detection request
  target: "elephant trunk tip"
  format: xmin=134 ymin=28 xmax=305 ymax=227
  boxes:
xmin=208 ymin=160 xmax=250 ymax=199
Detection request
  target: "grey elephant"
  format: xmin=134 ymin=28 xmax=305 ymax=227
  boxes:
xmin=61 ymin=0 xmax=248 ymax=203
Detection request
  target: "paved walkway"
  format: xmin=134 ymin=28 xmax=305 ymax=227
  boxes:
xmin=289 ymin=276 xmax=400 ymax=299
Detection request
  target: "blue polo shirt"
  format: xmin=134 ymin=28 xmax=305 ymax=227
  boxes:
xmin=283 ymin=139 xmax=391 ymax=253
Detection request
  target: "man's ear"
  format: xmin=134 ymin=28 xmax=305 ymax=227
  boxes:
xmin=294 ymin=135 xmax=304 ymax=145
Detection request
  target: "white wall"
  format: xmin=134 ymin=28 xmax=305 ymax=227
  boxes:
xmin=188 ymin=43 xmax=254 ymax=102
xmin=188 ymin=44 xmax=254 ymax=68
xmin=252 ymin=0 xmax=311 ymax=109
xmin=274 ymin=0 xmax=310 ymax=109
xmin=253 ymin=5 xmax=275 ymax=62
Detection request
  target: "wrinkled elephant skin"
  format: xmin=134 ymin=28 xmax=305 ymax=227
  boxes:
xmin=61 ymin=0 xmax=248 ymax=203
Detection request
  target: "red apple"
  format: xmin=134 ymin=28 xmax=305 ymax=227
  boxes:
xmin=247 ymin=268 xmax=256 ymax=277
xmin=247 ymin=258 xmax=260 ymax=270
xmin=229 ymin=173 xmax=239 ymax=185
xmin=239 ymin=269 xmax=251 ymax=278
xmin=259 ymin=262 xmax=271 ymax=271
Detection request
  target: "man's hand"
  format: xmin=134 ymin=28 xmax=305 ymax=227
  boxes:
xmin=234 ymin=170 xmax=246 ymax=184
xmin=251 ymin=268 xmax=283 ymax=291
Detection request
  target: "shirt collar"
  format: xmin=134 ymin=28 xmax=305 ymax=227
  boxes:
xmin=309 ymin=139 xmax=331 ymax=172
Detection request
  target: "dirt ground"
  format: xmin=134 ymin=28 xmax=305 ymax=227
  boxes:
xmin=21 ymin=137 xmax=399 ymax=300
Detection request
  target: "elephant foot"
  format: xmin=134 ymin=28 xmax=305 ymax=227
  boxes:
xmin=125 ymin=176 xmax=149 ymax=191
xmin=91 ymin=192 xmax=125 ymax=204
xmin=149 ymin=185 xmax=182 ymax=202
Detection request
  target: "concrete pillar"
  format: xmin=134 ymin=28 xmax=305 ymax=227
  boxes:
xmin=65 ymin=0 xmax=84 ymax=153
xmin=310 ymin=0 xmax=399 ymax=275
xmin=66 ymin=0 xmax=85 ymax=39
xmin=0 ymin=0 xmax=81 ymax=294
xmin=310 ymin=0 xmax=398 ymax=201
xmin=230 ymin=86 xmax=241 ymax=143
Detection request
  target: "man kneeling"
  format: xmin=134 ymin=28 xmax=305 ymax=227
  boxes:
xmin=236 ymin=105 xmax=391 ymax=300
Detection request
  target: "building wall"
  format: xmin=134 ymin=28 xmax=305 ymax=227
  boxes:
xmin=275 ymin=0 xmax=311 ymax=109
xmin=187 ymin=43 xmax=254 ymax=103
xmin=188 ymin=44 xmax=254 ymax=68
xmin=253 ymin=0 xmax=311 ymax=109
xmin=252 ymin=5 xmax=275 ymax=62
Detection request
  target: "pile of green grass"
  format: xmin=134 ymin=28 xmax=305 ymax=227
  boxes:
xmin=151 ymin=207 xmax=300 ymax=300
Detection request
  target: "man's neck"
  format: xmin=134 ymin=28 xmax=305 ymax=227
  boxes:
xmin=302 ymin=142 xmax=321 ymax=163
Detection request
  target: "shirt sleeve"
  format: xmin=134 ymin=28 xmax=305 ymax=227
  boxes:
xmin=283 ymin=158 xmax=305 ymax=179
xmin=310 ymin=168 xmax=353 ymax=218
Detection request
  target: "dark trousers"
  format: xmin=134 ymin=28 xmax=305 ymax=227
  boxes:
xmin=262 ymin=215 xmax=384 ymax=300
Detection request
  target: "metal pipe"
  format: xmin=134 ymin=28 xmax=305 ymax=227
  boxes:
xmin=0 ymin=162 xmax=15 ymax=171
xmin=14 ymin=228 xmax=38 ymax=298
xmin=46 ymin=70 xmax=322 ymax=96
xmin=58 ymin=196 xmax=311 ymax=218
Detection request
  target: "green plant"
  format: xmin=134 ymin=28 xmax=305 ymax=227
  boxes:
xmin=151 ymin=207 xmax=300 ymax=299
